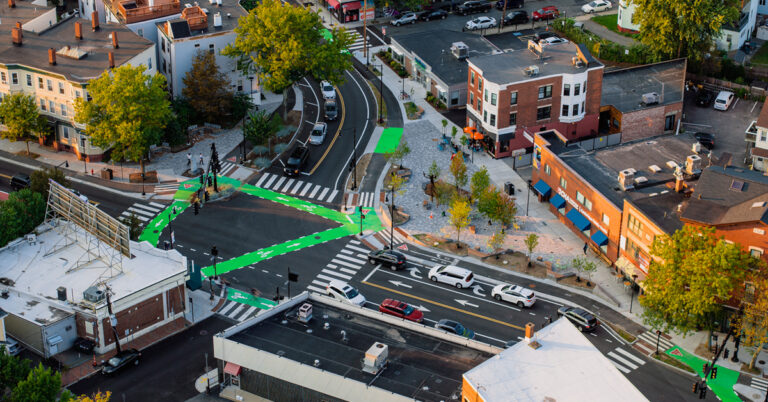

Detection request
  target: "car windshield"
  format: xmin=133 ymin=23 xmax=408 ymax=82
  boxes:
xmin=311 ymin=129 xmax=322 ymax=137
xmin=287 ymin=157 xmax=301 ymax=165
xmin=325 ymin=104 xmax=336 ymax=112
xmin=536 ymin=9 xmax=543 ymax=13
xmin=344 ymin=287 xmax=360 ymax=299
xmin=589 ymin=1 xmax=597 ymax=6
xmin=323 ymin=83 xmax=333 ymax=91
xmin=716 ymin=99 xmax=726 ymax=104
xmin=107 ymin=357 xmax=122 ymax=367
xmin=402 ymin=305 xmax=414 ymax=315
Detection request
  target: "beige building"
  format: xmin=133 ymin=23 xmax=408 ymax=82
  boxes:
xmin=0 ymin=0 xmax=156 ymax=161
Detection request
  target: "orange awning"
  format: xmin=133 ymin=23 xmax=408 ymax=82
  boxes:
xmin=224 ymin=362 xmax=241 ymax=376
xmin=471 ymin=132 xmax=484 ymax=140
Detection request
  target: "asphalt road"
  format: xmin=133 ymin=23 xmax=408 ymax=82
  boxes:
xmin=67 ymin=316 xmax=232 ymax=402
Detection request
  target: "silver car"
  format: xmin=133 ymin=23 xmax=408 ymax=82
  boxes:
xmin=309 ymin=123 xmax=327 ymax=145
xmin=391 ymin=12 xmax=417 ymax=26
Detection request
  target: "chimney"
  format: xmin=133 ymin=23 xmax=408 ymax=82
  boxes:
xmin=75 ymin=21 xmax=83 ymax=40
xmin=48 ymin=48 xmax=56 ymax=65
xmin=525 ymin=323 xmax=535 ymax=340
xmin=108 ymin=51 xmax=115 ymax=69
xmin=12 ymin=26 xmax=22 ymax=46
xmin=675 ymin=176 xmax=684 ymax=193
xmin=112 ymin=31 xmax=119 ymax=49
xmin=92 ymin=11 xmax=99 ymax=31
xmin=8 ymin=0 xmax=15 ymax=8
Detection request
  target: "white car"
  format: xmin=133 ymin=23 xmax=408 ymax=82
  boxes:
xmin=581 ymin=0 xmax=611 ymax=13
xmin=540 ymin=36 xmax=569 ymax=46
xmin=326 ymin=280 xmax=366 ymax=306
xmin=465 ymin=16 xmax=496 ymax=31
xmin=491 ymin=283 xmax=537 ymax=308
xmin=391 ymin=12 xmax=417 ymax=26
xmin=320 ymin=81 xmax=335 ymax=100
xmin=714 ymin=90 xmax=735 ymax=111
xmin=309 ymin=122 xmax=327 ymax=145
xmin=428 ymin=265 xmax=475 ymax=289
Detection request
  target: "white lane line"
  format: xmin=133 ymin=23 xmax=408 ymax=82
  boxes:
xmin=271 ymin=176 xmax=286 ymax=190
xmin=255 ymin=173 xmax=270 ymax=187
xmin=241 ymin=306 xmax=258 ymax=320
xmin=127 ymin=207 xmax=156 ymax=217
xmin=317 ymin=274 xmax=338 ymax=282
xmin=263 ymin=174 xmax=278 ymax=189
xmin=218 ymin=301 xmax=238 ymax=316
xmin=326 ymin=189 xmax=339 ymax=202
xmin=362 ymin=265 xmax=381 ymax=282
xmin=609 ymin=360 xmax=631 ymax=374
xmin=475 ymin=332 xmax=507 ymax=344
xmin=331 ymin=258 xmax=362 ymax=270
xmin=131 ymin=203 xmax=162 ymax=213
xmin=334 ymin=254 xmax=366 ymax=265
xmin=228 ymin=304 xmax=246 ymax=319
xmin=327 ymin=264 xmax=338 ymax=269
xmin=345 ymin=245 xmax=370 ymax=253
xmin=122 ymin=212 xmax=149 ymax=222
xmin=317 ymin=187 xmax=330 ymax=201
xmin=607 ymin=351 xmax=639 ymax=370
xmin=614 ymin=348 xmax=645 ymax=365
xmin=340 ymin=249 xmax=354 ymax=255
xmin=349 ymin=240 xmax=361 ymax=245
xmin=308 ymin=184 xmax=321 ymax=198
xmin=311 ymin=280 xmax=328 ymax=287
xmin=339 ymin=267 xmax=357 ymax=275
xmin=321 ymin=269 xmax=352 ymax=280
xmin=299 ymin=182 xmax=313 ymax=196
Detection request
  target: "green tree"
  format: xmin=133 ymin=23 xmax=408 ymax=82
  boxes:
xmin=0 ymin=189 xmax=46 ymax=247
xmin=640 ymin=226 xmax=763 ymax=335
xmin=426 ymin=161 xmax=441 ymax=202
xmin=524 ymin=233 xmax=539 ymax=267
xmin=30 ymin=168 xmax=70 ymax=201
xmin=449 ymin=154 xmax=467 ymax=192
xmin=572 ymin=256 xmax=596 ymax=283
xmin=491 ymin=191 xmax=517 ymax=230
xmin=448 ymin=198 xmax=471 ymax=248
xmin=74 ymin=65 xmax=171 ymax=174
xmin=0 ymin=346 xmax=32 ymax=399
xmin=433 ymin=181 xmax=454 ymax=206
xmin=75 ymin=391 xmax=112 ymax=402
xmin=385 ymin=141 xmax=411 ymax=169
xmin=182 ymin=51 xmax=232 ymax=125
xmin=735 ymin=274 xmax=768 ymax=369
xmin=223 ymin=0 xmax=353 ymax=95
xmin=441 ymin=119 xmax=448 ymax=137
xmin=470 ymin=167 xmax=490 ymax=202
xmin=243 ymin=110 xmax=280 ymax=146
xmin=229 ymin=92 xmax=253 ymax=123
xmin=120 ymin=213 xmax=142 ymax=241
xmin=451 ymin=126 xmax=458 ymax=144
xmin=11 ymin=363 xmax=71 ymax=402
xmin=477 ymin=186 xmax=500 ymax=223
xmin=387 ymin=172 xmax=407 ymax=211
xmin=631 ymin=0 xmax=739 ymax=60
xmin=0 ymin=93 xmax=48 ymax=157
xmin=488 ymin=230 xmax=506 ymax=257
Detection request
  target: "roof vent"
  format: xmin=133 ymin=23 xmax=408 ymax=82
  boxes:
xmin=450 ymin=41 xmax=468 ymax=60
xmin=362 ymin=342 xmax=388 ymax=374
xmin=524 ymin=65 xmax=539 ymax=77
xmin=634 ymin=176 xmax=648 ymax=186
xmin=648 ymin=165 xmax=661 ymax=173
xmin=642 ymin=92 xmax=660 ymax=106
xmin=666 ymin=161 xmax=680 ymax=170
xmin=213 ymin=12 xmax=222 ymax=27
xmin=298 ymin=303 xmax=312 ymax=323
xmin=752 ymin=201 xmax=766 ymax=208
xmin=692 ymin=142 xmax=701 ymax=153
xmin=618 ymin=169 xmax=635 ymax=191
xmin=571 ymin=56 xmax=585 ymax=68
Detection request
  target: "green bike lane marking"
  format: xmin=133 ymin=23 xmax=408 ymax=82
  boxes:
xmin=139 ymin=200 xmax=191 ymax=246
xmin=374 ymin=127 xmax=404 ymax=154
xmin=227 ymin=287 xmax=278 ymax=310
xmin=239 ymin=183 xmax=350 ymax=224
xmin=666 ymin=346 xmax=740 ymax=402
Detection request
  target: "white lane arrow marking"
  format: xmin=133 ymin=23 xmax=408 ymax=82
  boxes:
xmin=407 ymin=267 xmax=422 ymax=279
xmin=416 ymin=305 xmax=431 ymax=313
xmin=471 ymin=284 xmax=485 ymax=297
xmin=455 ymin=299 xmax=479 ymax=308
xmin=388 ymin=280 xmax=412 ymax=289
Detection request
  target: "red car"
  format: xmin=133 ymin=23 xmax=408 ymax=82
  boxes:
xmin=379 ymin=298 xmax=424 ymax=323
xmin=532 ymin=6 xmax=559 ymax=21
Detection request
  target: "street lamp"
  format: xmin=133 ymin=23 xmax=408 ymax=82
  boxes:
xmin=629 ymin=274 xmax=638 ymax=313
xmin=54 ymin=160 xmax=68 ymax=173
xmin=525 ymin=179 xmax=532 ymax=216
xmin=141 ymin=172 xmax=146 ymax=196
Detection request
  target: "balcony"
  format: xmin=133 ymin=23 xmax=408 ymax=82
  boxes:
xmin=746 ymin=120 xmax=758 ymax=144
xmin=106 ymin=0 xmax=181 ymax=24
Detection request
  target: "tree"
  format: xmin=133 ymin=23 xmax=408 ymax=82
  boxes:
xmin=441 ymin=119 xmax=448 ymax=137
xmin=243 ymin=110 xmax=280 ymax=146
xmin=30 ymin=168 xmax=70 ymax=201
xmin=433 ymin=181 xmax=454 ymax=206
xmin=163 ymin=98 xmax=193 ymax=147
xmin=735 ymin=274 xmax=768 ymax=370
xmin=75 ymin=391 xmax=112 ymax=402
xmin=449 ymin=154 xmax=467 ymax=192
xmin=572 ymin=256 xmax=596 ymax=284
xmin=482 ymin=190 xmax=516 ymax=230
xmin=223 ymin=0 xmax=353 ymax=95
xmin=0 ymin=189 xmax=46 ymax=247
xmin=448 ymin=198 xmax=471 ymax=248
xmin=388 ymin=0 xmax=430 ymax=13
xmin=488 ymin=230 xmax=506 ymax=257
xmin=229 ymin=92 xmax=253 ymax=123
xmin=0 ymin=93 xmax=48 ymax=156
xmin=385 ymin=141 xmax=411 ymax=169
xmin=470 ymin=167 xmax=490 ymax=202
xmin=631 ymin=0 xmax=739 ymax=60
xmin=74 ymin=65 xmax=171 ymax=174
xmin=182 ymin=51 xmax=232 ymax=125
xmin=0 ymin=346 xmax=31 ymax=399
xmin=120 ymin=213 xmax=143 ymax=241
xmin=640 ymin=226 xmax=763 ymax=335
xmin=11 ymin=363 xmax=71 ymax=402
xmin=387 ymin=172 xmax=407 ymax=211
xmin=426 ymin=161 xmax=441 ymax=203
xmin=524 ymin=233 xmax=539 ymax=267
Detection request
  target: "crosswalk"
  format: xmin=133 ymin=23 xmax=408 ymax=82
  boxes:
xmin=606 ymin=347 xmax=646 ymax=374
xmin=254 ymin=172 xmax=340 ymax=203
xmin=216 ymin=299 xmax=260 ymax=323
xmin=751 ymin=377 xmax=768 ymax=393
xmin=344 ymin=191 xmax=377 ymax=210
xmin=219 ymin=161 xmax=239 ymax=177
xmin=634 ymin=330 xmax=674 ymax=355
xmin=307 ymin=240 xmax=369 ymax=294
xmin=119 ymin=201 xmax=166 ymax=227
xmin=370 ymin=228 xmax=408 ymax=249
xmin=154 ymin=182 xmax=179 ymax=195
xmin=348 ymin=30 xmax=365 ymax=52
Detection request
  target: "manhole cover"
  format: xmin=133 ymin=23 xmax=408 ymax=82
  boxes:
xmin=315 ymin=236 xmax=321 ymax=239
xmin=200 ymin=330 xmax=208 ymax=336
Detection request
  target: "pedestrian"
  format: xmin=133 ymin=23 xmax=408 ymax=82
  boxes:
xmin=583 ymin=242 xmax=588 ymax=255
xmin=199 ymin=153 xmax=204 ymax=168
xmin=187 ymin=152 xmax=191 ymax=168
xmin=172 ymin=206 xmax=177 ymax=215
xmin=163 ymin=240 xmax=169 ymax=250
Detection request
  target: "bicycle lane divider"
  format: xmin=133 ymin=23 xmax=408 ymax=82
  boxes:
xmin=139 ymin=200 xmax=191 ymax=246
xmin=665 ymin=346 xmax=740 ymax=402
xmin=227 ymin=287 xmax=278 ymax=310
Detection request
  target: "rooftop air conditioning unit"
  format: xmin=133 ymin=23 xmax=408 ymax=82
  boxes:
xmin=362 ymin=342 xmax=388 ymax=374
xmin=524 ymin=65 xmax=539 ymax=77
xmin=685 ymin=154 xmax=702 ymax=175
xmin=83 ymin=286 xmax=105 ymax=303
xmin=298 ymin=303 xmax=313 ymax=323
xmin=648 ymin=165 xmax=661 ymax=173
xmin=571 ymin=56 xmax=585 ymax=67
xmin=692 ymin=142 xmax=701 ymax=153
xmin=634 ymin=176 xmax=648 ymax=186
xmin=451 ymin=42 xmax=469 ymax=60
xmin=618 ymin=169 xmax=635 ymax=191
xmin=641 ymin=92 xmax=660 ymax=106
xmin=213 ymin=12 xmax=222 ymax=27
xmin=666 ymin=160 xmax=680 ymax=170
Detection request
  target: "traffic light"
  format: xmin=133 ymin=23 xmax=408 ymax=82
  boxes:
xmin=711 ymin=367 xmax=717 ymax=379
xmin=194 ymin=202 xmax=199 ymax=215
xmin=702 ymin=363 xmax=709 ymax=373
xmin=691 ymin=382 xmax=699 ymax=394
xmin=211 ymin=246 xmax=218 ymax=257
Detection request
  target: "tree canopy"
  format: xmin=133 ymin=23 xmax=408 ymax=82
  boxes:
xmin=0 ymin=93 xmax=48 ymax=156
xmin=182 ymin=51 xmax=232 ymax=125
xmin=0 ymin=189 xmax=46 ymax=247
xmin=74 ymin=65 xmax=171 ymax=170
xmin=30 ymin=168 xmax=70 ymax=202
xmin=734 ymin=273 xmax=768 ymax=369
xmin=448 ymin=198 xmax=471 ymax=247
xmin=470 ymin=167 xmax=490 ymax=202
xmin=223 ymin=0 xmax=354 ymax=93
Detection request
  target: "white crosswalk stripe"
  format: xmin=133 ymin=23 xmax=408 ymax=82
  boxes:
xmin=154 ymin=183 xmax=179 ymax=194
xmin=219 ymin=161 xmax=239 ymax=176
xmin=216 ymin=300 xmax=261 ymax=322
xmin=377 ymin=228 xmax=408 ymax=245
xmin=348 ymin=31 xmax=365 ymax=51
xmin=307 ymin=241 xmax=369 ymax=294
xmin=119 ymin=202 xmax=164 ymax=227
xmin=637 ymin=331 xmax=674 ymax=351
xmin=254 ymin=173 xmax=341 ymax=203
xmin=751 ymin=377 xmax=768 ymax=391
xmin=606 ymin=348 xmax=645 ymax=374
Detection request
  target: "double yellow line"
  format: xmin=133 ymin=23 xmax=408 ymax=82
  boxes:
xmin=308 ymin=85 xmax=345 ymax=175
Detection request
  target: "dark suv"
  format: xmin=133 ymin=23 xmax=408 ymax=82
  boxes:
xmin=557 ymin=306 xmax=599 ymax=332
xmin=495 ymin=0 xmax=523 ymax=10
xmin=503 ymin=10 xmax=528 ymax=25
xmin=367 ymin=249 xmax=407 ymax=270
xmin=284 ymin=146 xmax=309 ymax=176
xmin=10 ymin=173 xmax=30 ymax=191
xmin=456 ymin=0 xmax=492 ymax=15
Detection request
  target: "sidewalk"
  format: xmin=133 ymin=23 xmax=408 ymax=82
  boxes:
xmin=572 ymin=12 xmax=638 ymax=48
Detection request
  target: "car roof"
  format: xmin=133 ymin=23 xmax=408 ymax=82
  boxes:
xmin=312 ymin=123 xmax=326 ymax=130
xmin=328 ymin=279 xmax=349 ymax=288
xmin=438 ymin=319 xmax=459 ymax=326
xmin=441 ymin=265 xmax=472 ymax=275
xmin=716 ymin=91 xmax=734 ymax=98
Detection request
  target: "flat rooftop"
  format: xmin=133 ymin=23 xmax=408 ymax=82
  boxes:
xmin=468 ymin=42 xmax=602 ymax=85
xmin=159 ymin=0 xmax=246 ymax=39
xmin=226 ymin=299 xmax=494 ymax=401
xmin=0 ymin=223 xmax=186 ymax=325
xmin=2 ymin=0 xmax=54 ymax=30
xmin=601 ymin=59 xmax=686 ymax=113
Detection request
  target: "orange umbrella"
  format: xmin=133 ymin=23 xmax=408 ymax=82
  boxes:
xmin=463 ymin=126 xmax=477 ymax=134
xmin=471 ymin=131 xmax=484 ymax=140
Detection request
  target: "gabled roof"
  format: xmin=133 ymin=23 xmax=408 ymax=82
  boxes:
xmin=757 ymin=100 xmax=768 ymax=129
xmin=681 ymin=166 xmax=768 ymax=226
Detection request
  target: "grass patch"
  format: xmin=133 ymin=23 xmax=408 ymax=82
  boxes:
xmin=590 ymin=14 xmax=639 ymax=39
xmin=413 ymin=233 xmax=469 ymax=256
xmin=752 ymin=42 xmax=768 ymax=65
xmin=654 ymin=352 xmax=695 ymax=373
xmin=605 ymin=322 xmax=637 ymax=343
xmin=404 ymin=101 xmax=422 ymax=120
xmin=366 ymin=81 xmax=387 ymax=126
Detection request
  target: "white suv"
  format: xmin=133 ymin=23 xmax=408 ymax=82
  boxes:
xmin=491 ymin=283 xmax=536 ymax=308
xmin=428 ymin=265 xmax=475 ymax=288
xmin=714 ymin=90 xmax=735 ymax=111
xmin=391 ymin=13 xmax=417 ymax=26
xmin=326 ymin=280 xmax=366 ymax=306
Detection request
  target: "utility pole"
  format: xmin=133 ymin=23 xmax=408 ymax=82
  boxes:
xmin=105 ymin=285 xmax=122 ymax=355
xmin=499 ymin=0 xmax=508 ymax=33
xmin=363 ymin=1 xmax=368 ymax=66
xmin=378 ymin=62 xmax=384 ymax=124
xmin=359 ymin=206 xmax=365 ymax=236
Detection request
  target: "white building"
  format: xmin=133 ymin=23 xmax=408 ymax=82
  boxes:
xmin=617 ymin=0 xmax=640 ymax=33
xmin=745 ymin=101 xmax=768 ymax=172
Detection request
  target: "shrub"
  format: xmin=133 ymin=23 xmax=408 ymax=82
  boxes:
xmin=253 ymin=157 xmax=271 ymax=169
xmin=273 ymin=143 xmax=289 ymax=154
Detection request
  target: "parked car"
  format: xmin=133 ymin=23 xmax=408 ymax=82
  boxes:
xmin=532 ymin=6 xmax=559 ymax=21
xmin=435 ymin=319 xmax=475 ymax=339
xmin=74 ymin=337 xmax=96 ymax=354
xmin=367 ymin=249 xmax=407 ymax=270
xmin=309 ymin=123 xmax=327 ymax=145
xmin=694 ymin=132 xmax=715 ymax=150
xmin=379 ymin=298 xmax=424 ymax=322
xmin=714 ymin=90 xmax=735 ymax=111
xmin=540 ymin=36 xmax=569 ymax=45
xmin=503 ymin=10 xmax=529 ymax=25
xmin=495 ymin=0 xmax=524 ymax=10
xmin=101 ymin=349 xmax=141 ymax=375
xmin=391 ymin=12 xmax=417 ymax=25
xmin=534 ymin=31 xmax=558 ymax=42
xmin=465 ymin=16 xmax=496 ymax=30
xmin=581 ymin=0 xmax=611 ymax=13
xmin=419 ymin=9 xmax=448 ymax=20
xmin=456 ymin=0 xmax=492 ymax=15
xmin=557 ymin=306 xmax=599 ymax=332
xmin=2 ymin=336 xmax=22 ymax=356
xmin=324 ymin=99 xmax=338 ymax=121
xmin=695 ymin=90 xmax=714 ymax=107
xmin=491 ymin=283 xmax=537 ymax=308
xmin=326 ymin=279 xmax=366 ymax=306
xmin=283 ymin=146 xmax=309 ymax=176
xmin=428 ymin=265 xmax=475 ymax=288
xmin=320 ymin=80 xmax=335 ymax=99
xmin=9 ymin=173 xmax=30 ymax=191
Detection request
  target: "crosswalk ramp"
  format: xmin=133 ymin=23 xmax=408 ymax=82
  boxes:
xmin=155 ymin=182 xmax=179 ymax=195
xmin=751 ymin=377 xmax=768 ymax=393
xmin=119 ymin=202 xmax=166 ymax=226
xmin=606 ymin=347 xmax=646 ymax=374
xmin=344 ymin=191 xmax=377 ymax=210
xmin=371 ymin=228 xmax=408 ymax=249
xmin=254 ymin=172 xmax=340 ymax=203
xmin=307 ymin=240 xmax=369 ymax=294
xmin=634 ymin=330 xmax=674 ymax=355
xmin=219 ymin=161 xmax=239 ymax=177
xmin=348 ymin=31 xmax=365 ymax=52
xmin=216 ymin=299 xmax=260 ymax=323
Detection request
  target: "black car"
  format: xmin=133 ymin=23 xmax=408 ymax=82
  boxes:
xmin=10 ymin=173 xmax=30 ymax=191
xmin=694 ymin=132 xmax=715 ymax=150
xmin=419 ymin=9 xmax=448 ymax=20
xmin=456 ymin=0 xmax=492 ymax=15
xmin=695 ymin=90 xmax=714 ymax=107
xmin=101 ymin=349 xmax=141 ymax=375
xmin=534 ymin=31 xmax=557 ymax=42
xmin=283 ymin=146 xmax=309 ymax=176
xmin=74 ymin=337 xmax=96 ymax=354
xmin=367 ymin=249 xmax=407 ymax=270
xmin=503 ymin=10 xmax=528 ymax=25
xmin=495 ymin=0 xmax=523 ymax=10
xmin=557 ymin=306 xmax=598 ymax=332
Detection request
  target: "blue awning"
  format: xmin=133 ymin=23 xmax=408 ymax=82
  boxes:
xmin=533 ymin=180 xmax=551 ymax=197
xmin=591 ymin=230 xmax=608 ymax=246
xmin=566 ymin=209 xmax=591 ymax=231
xmin=550 ymin=194 xmax=566 ymax=209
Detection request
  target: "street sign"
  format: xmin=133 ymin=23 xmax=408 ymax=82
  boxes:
xmin=397 ymin=244 xmax=408 ymax=251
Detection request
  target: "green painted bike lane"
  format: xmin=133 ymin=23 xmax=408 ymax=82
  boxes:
xmin=227 ymin=287 xmax=278 ymax=310
xmin=666 ymin=346 xmax=740 ymax=401
xmin=374 ymin=127 xmax=404 ymax=154
xmin=139 ymin=200 xmax=191 ymax=246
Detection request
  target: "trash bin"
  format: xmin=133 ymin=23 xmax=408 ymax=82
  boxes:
xmin=504 ymin=182 xmax=515 ymax=196
xmin=100 ymin=168 xmax=113 ymax=180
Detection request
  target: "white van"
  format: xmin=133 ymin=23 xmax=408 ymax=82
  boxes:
xmin=428 ymin=265 xmax=475 ymax=289
xmin=713 ymin=91 xmax=734 ymax=111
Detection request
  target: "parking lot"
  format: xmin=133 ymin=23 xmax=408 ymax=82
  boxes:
xmin=680 ymin=88 xmax=761 ymax=168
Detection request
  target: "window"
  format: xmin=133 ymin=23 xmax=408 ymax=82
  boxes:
xmin=584 ymin=198 xmax=592 ymax=211
xmin=536 ymin=106 xmax=551 ymax=120
xmin=469 ymin=92 xmax=474 ymax=107
xmin=665 ymin=114 xmax=675 ymax=131
xmin=484 ymin=110 xmax=488 ymax=123
xmin=49 ymin=100 xmax=55 ymax=112
xmin=75 ymin=90 xmax=81 ymax=98
xmin=562 ymin=104 xmax=569 ymax=116
xmin=563 ymin=84 xmax=570 ymax=96
xmin=510 ymin=91 xmax=517 ymax=105
xmin=581 ymin=101 xmax=585 ymax=113
xmin=147 ymin=57 xmax=152 ymax=70
xmin=161 ymin=39 xmax=165 ymax=52
xmin=572 ymin=103 xmax=579 ymax=116
xmin=576 ymin=191 xmax=585 ymax=204
xmin=60 ymin=103 xmax=67 ymax=116
xmin=47 ymin=79 xmax=52 ymax=91
xmin=602 ymin=214 xmax=610 ymax=225
xmin=538 ymin=85 xmax=552 ymax=99
xmin=761 ymin=132 xmax=767 ymax=142
xmin=40 ymin=99 xmax=46 ymax=111
xmin=451 ymin=91 xmax=460 ymax=106
xmin=484 ymin=89 xmax=488 ymax=102
xmin=478 ymin=77 xmax=483 ymax=90
xmin=26 ymin=74 xmax=32 ymax=86
xmin=477 ymin=99 xmax=482 ymax=112
xmin=491 ymin=93 xmax=497 ymax=106
xmin=38 ymin=77 xmax=43 ymax=89
xmin=626 ymin=238 xmax=642 ymax=261
xmin=195 ymin=43 xmax=200 ymax=48
xmin=745 ymin=282 xmax=756 ymax=303
xmin=627 ymin=214 xmax=643 ymax=237
xmin=63 ymin=127 xmax=69 ymax=139
xmin=583 ymin=81 xmax=587 ymax=92
xmin=544 ymin=164 xmax=551 ymax=175
xmin=162 ymin=59 xmax=167 ymax=74
xmin=509 ymin=112 xmax=516 ymax=126
xmin=750 ymin=247 xmax=763 ymax=258
xmin=559 ymin=177 xmax=567 ymax=189
xmin=574 ymin=83 xmax=581 ymax=96
xmin=59 ymin=82 xmax=64 ymax=94
xmin=490 ymin=113 xmax=496 ymax=126
xmin=209 ymin=44 xmax=215 ymax=54
xmin=471 ymin=71 xmax=475 ymax=86
xmin=1 ymin=72 xmax=6 ymax=83
xmin=237 ymin=80 xmax=243 ymax=92
xmin=12 ymin=73 xmax=18 ymax=85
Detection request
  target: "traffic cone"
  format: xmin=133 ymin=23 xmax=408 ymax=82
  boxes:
xmin=92 ymin=354 xmax=97 ymax=367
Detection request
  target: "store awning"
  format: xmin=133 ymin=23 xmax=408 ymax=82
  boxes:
xmin=224 ymin=362 xmax=242 ymax=376
xmin=327 ymin=0 xmax=340 ymax=9
xmin=550 ymin=193 xmax=566 ymax=209
xmin=566 ymin=208 xmax=591 ymax=231
xmin=341 ymin=1 xmax=360 ymax=10
xmin=533 ymin=180 xmax=551 ymax=197
xmin=590 ymin=230 xmax=608 ymax=246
